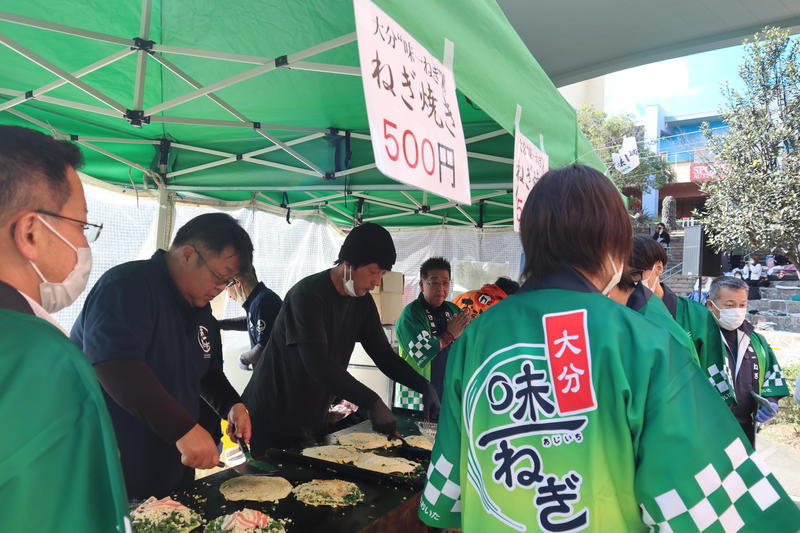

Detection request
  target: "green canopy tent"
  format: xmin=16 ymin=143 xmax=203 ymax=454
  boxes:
xmin=0 ymin=0 xmax=604 ymax=231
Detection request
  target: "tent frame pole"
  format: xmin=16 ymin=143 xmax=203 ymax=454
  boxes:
xmin=0 ymin=48 xmax=134 ymax=113
xmin=155 ymin=186 xmax=175 ymax=251
xmin=163 ymin=182 xmax=512 ymax=192
xmin=483 ymin=199 xmax=512 ymax=209
xmin=150 ymin=115 xmax=326 ymax=132
xmin=144 ymin=32 xmax=356 ymax=116
xmin=286 ymin=61 xmax=361 ymax=76
xmin=465 ymin=129 xmax=509 ymax=144
xmin=466 ymin=151 xmax=513 ymax=165
xmin=149 ymin=53 xmax=250 ymax=122
xmin=132 ymin=0 xmax=153 ymax=112
xmin=0 ymin=35 xmax=128 ymax=114
xmin=0 ymin=11 xmax=131 ymax=46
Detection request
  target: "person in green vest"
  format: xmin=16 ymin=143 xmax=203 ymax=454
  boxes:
xmin=394 ymin=257 xmax=470 ymax=411
xmin=608 ymin=270 xmax=700 ymax=365
xmin=705 ymin=276 xmax=789 ymax=447
xmin=418 ymin=164 xmax=800 ymax=532
xmin=629 ymin=236 xmax=735 ymax=405
xmin=0 ymin=126 xmax=129 ymax=532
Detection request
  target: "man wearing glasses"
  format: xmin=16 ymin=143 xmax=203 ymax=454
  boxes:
xmin=393 ymin=257 xmax=471 ymax=411
xmin=71 ymin=212 xmax=253 ymax=499
xmin=0 ymin=125 xmax=128 ymax=531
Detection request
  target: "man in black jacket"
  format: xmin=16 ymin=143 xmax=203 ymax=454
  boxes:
xmin=219 ymin=264 xmax=282 ymax=370
xmin=243 ymin=223 xmax=439 ymax=453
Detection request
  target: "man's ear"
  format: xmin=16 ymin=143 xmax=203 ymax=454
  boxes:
xmin=179 ymin=244 xmax=195 ymax=264
xmin=11 ymin=211 xmax=43 ymax=262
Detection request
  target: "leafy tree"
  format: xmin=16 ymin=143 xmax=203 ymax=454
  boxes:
xmin=577 ymin=105 xmax=676 ymax=192
xmin=700 ymin=27 xmax=800 ymax=267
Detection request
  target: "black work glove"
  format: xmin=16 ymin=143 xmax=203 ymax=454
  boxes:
xmin=423 ymin=382 xmax=441 ymax=422
xmin=369 ymin=399 xmax=397 ymax=435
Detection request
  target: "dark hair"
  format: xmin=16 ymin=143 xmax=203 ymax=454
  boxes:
xmin=0 ymin=125 xmax=83 ymax=221
xmin=630 ymin=235 xmax=669 ymax=269
xmin=616 ymin=269 xmax=637 ymax=290
xmin=494 ymin=277 xmax=520 ymax=295
xmin=657 ymin=222 xmax=665 ymax=229
xmin=520 ymin=165 xmax=632 ymax=283
xmin=420 ymin=257 xmax=451 ymax=279
xmin=235 ymin=262 xmax=258 ymax=283
xmin=171 ymin=213 xmax=253 ymax=271
xmin=335 ymin=222 xmax=396 ymax=270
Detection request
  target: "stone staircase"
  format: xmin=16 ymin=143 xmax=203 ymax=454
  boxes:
xmin=747 ymin=281 xmax=800 ymax=333
xmin=660 ymin=233 xmax=697 ymax=297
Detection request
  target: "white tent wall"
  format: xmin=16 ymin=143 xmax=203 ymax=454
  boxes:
xmin=166 ymin=205 xmax=525 ymax=397
xmin=390 ymin=226 xmax=523 ymax=308
xmin=53 ymin=182 xmax=159 ymax=331
xmin=169 ymin=203 xmax=347 ymax=394
xmin=51 ymin=182 xmax=523 ymax=398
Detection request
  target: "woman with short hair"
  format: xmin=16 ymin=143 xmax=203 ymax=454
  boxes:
xmin=418 ymin=164 xmax=799 ymax=532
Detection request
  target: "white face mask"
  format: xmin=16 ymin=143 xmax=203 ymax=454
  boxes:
xmin=601 ymin=255 xmax=623 ymax=296
xmin=641 ymin=267 xmax=659 ymax=293
xmin=343 ymin=264 xmax=358 ymax=297
xmin=29 ymin=215 xmax=92 ymax=313
xmin=233 ymin=285 xmax=247 ymax=306
xmin=710 ymin=300 xmax=746 ymax=331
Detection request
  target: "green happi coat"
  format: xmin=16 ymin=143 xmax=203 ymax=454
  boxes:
xmin=394 ymin=295 xmax=461 ymax=410
xmin=419 ymin=271 xmax=800 ymax=532
xmin=732 ymin=327 xmax=789 ymax=399
xmin=628 ymin=284 xmax=700 ymax=366
xmin=664 ymin=285 xmax=736 ymax=405
xmin=0 ymin=309 xmax=129 ymax=533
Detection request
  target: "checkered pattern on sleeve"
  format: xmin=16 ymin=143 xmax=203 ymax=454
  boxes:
xmin=393 ymin=383 xmax=423 ymax=411
xmin=407 ymin=329 xmax=434 ymax=365
xmin=706 ymin=363 xmax=731 ymax=395
xmin=422 ymin=453 xmax=462 ymax=513
xmin=762 ymin=364 xmax=785 ymax=389
xmin=640 ymin=438 xmax=782 ymax=532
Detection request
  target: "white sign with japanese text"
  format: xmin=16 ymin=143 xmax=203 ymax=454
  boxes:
xmin=354 ymin=0 xmax=471 ymax=204
xmin=513 ymin=128 xmax=548 ymax=232
xmin=612 ymin=136 xmax=640 ymax=174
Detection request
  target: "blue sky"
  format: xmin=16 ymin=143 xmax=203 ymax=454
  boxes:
xmin=604 ymin=44 xmax=747 ymax=119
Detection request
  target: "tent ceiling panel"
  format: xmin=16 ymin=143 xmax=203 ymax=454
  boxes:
xmin=498 ymin=0 xmax=800 ymax=87
xmin=0 ymin=0 xmax=607 ymax=227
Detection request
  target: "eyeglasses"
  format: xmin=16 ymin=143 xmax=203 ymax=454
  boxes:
xmin=193 ymin=246 xmax=237 ymax=287
xmin=628 ymin=269 xmax=644 ymax=282
xmin=424 ymin=279 xmax=451 ymax=289
xmin=36 ymin=209 xmax=103 ymax=242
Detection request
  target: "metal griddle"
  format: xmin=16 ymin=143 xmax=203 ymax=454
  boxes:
xmin=169 ymin=459 xmax=419 ymax=533
xmin=326 ymin=412 xmax=433 ymax=460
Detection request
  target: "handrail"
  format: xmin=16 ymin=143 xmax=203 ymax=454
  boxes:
xmin=662 ymin=262 xmax=683 ymax=282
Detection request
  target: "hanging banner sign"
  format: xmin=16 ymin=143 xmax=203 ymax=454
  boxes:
xmin=354 ymin=0 xmax=471 ymax=204
xmin=512 ymin=127 xmax=548 ymax=232
xmin=612 ymin=136 xmax=640 ymax=174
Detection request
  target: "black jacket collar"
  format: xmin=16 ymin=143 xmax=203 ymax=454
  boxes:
xmin=0 ymin=280 xmax=33 ymax=315
xmin=518 ymin=266 xmax=600 ymax=295
xmin=417 ymin=292 xmax=449 ymax=315
xmin=243 ymin=281 xmax=266 ymax=312
xmin=626 ymin=282 xmax=653 ymax=312
xmin=661 ymin=283 xmax=678 ymax=318
xmin=739 ymin=319 xmax=755 ymax=336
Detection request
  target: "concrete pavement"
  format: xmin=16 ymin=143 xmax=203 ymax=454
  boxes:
xmin=758 ymin=432 xmax=800 ymax=504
